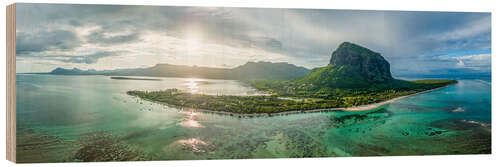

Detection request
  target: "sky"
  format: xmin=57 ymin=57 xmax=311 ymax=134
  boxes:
xmin=15 ymin=3 xmax=491 ymax=76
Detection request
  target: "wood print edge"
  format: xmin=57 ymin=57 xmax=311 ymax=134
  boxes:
xmin=6 ymin=3 xmax=16 ymax=163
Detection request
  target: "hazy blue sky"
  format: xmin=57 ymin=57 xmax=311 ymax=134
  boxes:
xmin=16 ymin=3 xmax=491 ymax=76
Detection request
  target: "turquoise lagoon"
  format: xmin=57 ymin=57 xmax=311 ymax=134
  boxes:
xmin=16 ymin=74 xmax=491 ymax=162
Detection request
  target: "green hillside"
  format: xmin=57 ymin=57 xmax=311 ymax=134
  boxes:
xmin=233 ymin=62 xmax=310 ymax=81
xmin=295 ymin=42 xmax=394 ymax=89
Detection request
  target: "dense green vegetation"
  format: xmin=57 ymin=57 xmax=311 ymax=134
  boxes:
xmin=127 ymin=80 xmax=456 ymax=114
xmin=250 ymin=79 xmax=457 ymax=99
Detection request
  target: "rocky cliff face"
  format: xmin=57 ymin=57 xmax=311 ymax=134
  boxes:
xmin=329 ymin=42 xmax=392 ymax=82
xmin=296 ymin=42 xmax=394 ymax=89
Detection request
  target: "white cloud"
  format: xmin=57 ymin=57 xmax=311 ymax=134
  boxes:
xmin=457 ymin=53 xmax=491 ymax=61
xmin=436 ymin=53 xmax=491 ymax=70
xmin=456 ymin=60 xmax=465 ymax=67
xmin=14 ymin=4 xmax=491 ymax=75
xmin=426 ymin=16 xmax=491 ymax=41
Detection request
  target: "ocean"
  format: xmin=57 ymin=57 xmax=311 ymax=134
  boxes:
xmin=15 ymin=74 xmax=491 ymax=162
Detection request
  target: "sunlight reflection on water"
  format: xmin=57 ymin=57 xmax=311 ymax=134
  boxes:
xmin=175 ymin=138 xmax=214 ymax=153
xmin=179 ymin=111 xmax=203 ymax=128
xmin=185 ymin=78 xmax=200 ymax=94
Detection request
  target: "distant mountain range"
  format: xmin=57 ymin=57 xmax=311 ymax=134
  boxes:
xmin=47 ymin=61 xmax=311 ymax=81
xmin=43 ymin=42 xmax=477 ymax=85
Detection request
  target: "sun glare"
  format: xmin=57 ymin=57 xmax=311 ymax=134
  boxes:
xmin=179 ymin=110 xmax=203 ymax=128
xmin=185 ymin=31 xmax=203 ymax=51
xmin=185 ymin=78 xmax=200 ymax=94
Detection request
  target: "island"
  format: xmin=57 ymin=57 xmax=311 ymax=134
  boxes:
xmin=127 ymin=42 xmax=457 ymax=115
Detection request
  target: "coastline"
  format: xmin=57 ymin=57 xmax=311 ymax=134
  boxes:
xmin=340 ymin=85 xmax=449 ymax=111
xmin=129 ymin=84 xmax=453 ymax=118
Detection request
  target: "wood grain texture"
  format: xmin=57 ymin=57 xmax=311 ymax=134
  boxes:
xmin=6 ymin=3 xmax=17 ymax=163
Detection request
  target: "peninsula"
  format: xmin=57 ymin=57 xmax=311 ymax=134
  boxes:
xmin=127 ymin=42 xmax=457 ymax=114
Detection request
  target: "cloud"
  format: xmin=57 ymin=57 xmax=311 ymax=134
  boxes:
xmin=456 ymin=60 xmax=465 ymax=67
xmin=60 ymin=51 xmax=119 ymax=64
xmin=16 ymin=30 xmax=81 ymax=54
xmin=14 ymin=3 xmax=491 ymax=75
xmin=427 ymin=16 xmax=491 ymax=42
xmin=17 ymin=51 xmax=120 ymax=65
xmin=85 ymin=22 xmax=142 ymax=45
xmin=435 ymin=53 xmax=491 ymax=71
xmin=87 ymin=30 xmax=141 ymax=45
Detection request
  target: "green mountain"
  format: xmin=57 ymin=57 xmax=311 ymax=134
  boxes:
xmin=233 ymin=62 xmax=310 ymax=81
xmin=295 ymin=42 xmax=396 ymax=89
xmin=124 ymin=64 xmax=230 ymax=79
xmin=48 ymin=61 xmax=311 ymax=81
xmin=251 ymin=42 xmax=456 ymax=101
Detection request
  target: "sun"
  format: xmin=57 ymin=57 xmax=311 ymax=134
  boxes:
xmin=185 ymin=30 xmax=203 ymax=51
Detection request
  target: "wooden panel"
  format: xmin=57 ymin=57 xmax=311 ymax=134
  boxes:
xmin=6 ymin=3 xmax=17 ymax=163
